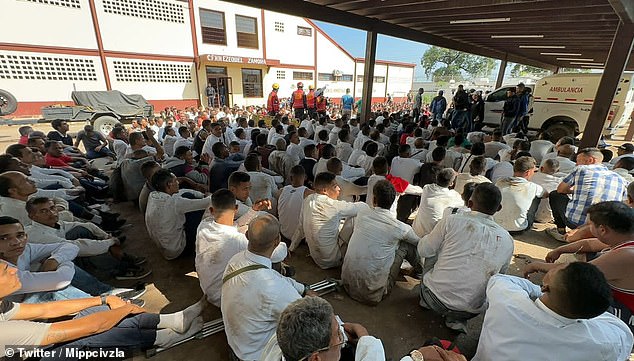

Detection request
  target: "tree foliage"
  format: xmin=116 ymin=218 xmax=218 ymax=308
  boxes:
xmin=421 ymin=46 xmax=496 ymax=82
xmin=510 ymin=64 xmax=549 ymax=77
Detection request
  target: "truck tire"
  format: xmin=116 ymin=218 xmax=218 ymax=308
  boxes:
xmin=93 ymin=116 xmax=120 ymax=136
xmin=545 ymin=122 xmax=575 ymax=142
xmin=0 ymin=89 xmax=18 ymax=116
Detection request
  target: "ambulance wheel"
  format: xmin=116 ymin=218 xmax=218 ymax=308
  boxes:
xmin=545 ymin=122 xmax=575 ymax=142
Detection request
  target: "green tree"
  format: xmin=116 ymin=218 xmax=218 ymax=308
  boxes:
xmin=510 ymin=64 xmax=549 ymax=77
xmin=421 ymin=46 xmax=496 ymax=82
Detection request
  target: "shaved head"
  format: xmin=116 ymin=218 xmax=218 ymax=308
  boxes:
xmin=247 ymin=214 xmax=281 ymax=254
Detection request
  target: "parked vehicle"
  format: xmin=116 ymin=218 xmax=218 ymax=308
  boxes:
xmin=41 ymin=90 xmax=154 ymax=135
xmin=0 ymin=89 xmax=18 ymax=116
xmin=483 ymin=73 xmax=634 ymax=140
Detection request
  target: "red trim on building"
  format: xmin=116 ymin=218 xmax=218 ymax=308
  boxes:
xmin=105 ymin=51 xmax=194 ymax=62
xmin=88 ymin=0 xmax=111 ymax=90
xmin=354 ymin=57 xmax=416 ymax=68
xmin=304 ymin=18 xmax=355 ymax=61
xmin=12 ymin=99 xmax=198 ymax=118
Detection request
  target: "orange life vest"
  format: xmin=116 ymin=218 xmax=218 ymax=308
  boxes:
xmin=292 ymin=89 xmax=305 ymax=109
xmin=306 ymin=90 xmax=316 ymax=109
xmin=316 ymin=95 xmax=327 ymax=112
xmin=267 ymin=91 xmax=279 ymax=112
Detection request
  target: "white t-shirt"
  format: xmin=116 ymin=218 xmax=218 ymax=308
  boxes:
xmin=390 ymin=156 xmax=422 ymax=184
xmin=494 ymin=177 xmax=545 ymax=232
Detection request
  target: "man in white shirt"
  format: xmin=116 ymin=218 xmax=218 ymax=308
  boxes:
xmin=243 ymin=154 xmax=278 ymax=206
xmin=418 ymin=183 xmax=514 ymax=332
xmin=276 ymin=165 xmax=313 ymax=241
xmin=453 ymin=156 xmax=491 ymax=195
xmin=195 ymin=189 xmax=287 ymax=307
xmin=483 ymin=129 xmax=510 ymax=159
xmin=202 ymin=122 xmax=232 ymax=160
xmin=297 ymin=127 xmax=315 ymax=149
xmin=145 ymin=169 xmax=210 ymax=260
xmin=531 ymin=159 xmax=563 ymax=223
xmin=285 ymin=131 xmax=303 ymax=165
xmin=335 ymin=129 xmax=353 ymax=163
xmin=390 ymin=145 xmax=422 ymax=184
xmin=366 ymin=157 xmax=423 ymax=217
xmin=291 ymin=172 xmax=368 ymax=269
xmin=222 ymin=215 xmax=307 ymax=361
xmin=111 ymin=127 xmax=129 ymax=161
xmin=269 ymin=139 xmax=295 ymax=184
xmin=494 ymin=156 xmax=548 ymax=233
xmin=173 ymin=126 xmax=194 ymax=151
xmin=529 ymin=134 xmax=554 ymax=164
xmin=473 ymin=265 xmax=633 ymax=361
xmin=342 ymin=180 xmax=421 ymax=305
xmin=542 ymin=143 xmax=576 ymax=176
xmin=328 ymin=119 xmax=343 ymax=145
xmin=410 ymin=138 xmax=428 ymax=161
xmin=261 ymin=297 xmax=385 ymax=361
xmin=412 ymin=168 xmax=463 ymax=237
xmin=314 ymin=145 xmax=365 ymax=182
xmin=610 ymin=143 xmax=634 ymax=166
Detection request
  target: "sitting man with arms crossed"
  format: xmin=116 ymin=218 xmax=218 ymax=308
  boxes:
xmin=222 ymin=215 xmax=311 ymax=361
xmin=25 ymin=197 xmax=150 ymax=281
xmin=418 ymin=183 xmax=514 ymax=332
xmin=412 ymin=168 xmax=463 ymax=237
xmin=474 ymin=263 xmax=633 ymax=361
xmin=342 ymin=180 xmax=421 ymax=305
xmin=276 ymin=165 xmax=313 ymax=243
xmin=195 ymin=189 xmax=287 ymax=308
xmin=146 ymin=169 xmax=210 ymax=260
xmin=291 ymin=172 xmax=368 ymax=269
xmin=525 ymin=201 xmax=634 ymax=333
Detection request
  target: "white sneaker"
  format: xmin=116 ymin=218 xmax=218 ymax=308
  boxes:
xmin=545 ymin=227 xmax=565 ymax=242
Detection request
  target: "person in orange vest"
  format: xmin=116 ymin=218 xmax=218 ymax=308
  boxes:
xmin=316 ymin=92 xmax=327 ymax=118
xmin=291 ymin=82 xmax=307 ymax=120
xmin=306 ymin=84 xmax=317 ymax=120
xmin=267 ymin=83 xmax=280 ymax=116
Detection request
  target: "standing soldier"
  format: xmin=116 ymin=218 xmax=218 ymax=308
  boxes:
xmin=291 ymin=82 xmax=307 ymax=120
xmin=306 ymin=85 xmax=317 ymax=120
xmin=206 ymin=82 xmax=217 ymax=108
xmin=267 ymin=83 xmax=280 ymax=116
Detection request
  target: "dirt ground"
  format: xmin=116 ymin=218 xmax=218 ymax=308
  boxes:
xmin=0 ymin=122 xmax=632 ymax=360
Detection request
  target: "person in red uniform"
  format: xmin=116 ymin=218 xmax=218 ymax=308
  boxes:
xmin=291 ymin=82 xmax=307 ymax=120
xmin=316 ymin=92 xmax=327 ymax=118
xmin=306 ymin=84 xmax=317 ymax=120
xmin=267 ymin=83 xmax=280 ymax=116
xmin=524 ymin=201 xmax=634 ymax=333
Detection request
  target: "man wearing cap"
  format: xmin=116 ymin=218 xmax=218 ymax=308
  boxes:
xmin=291 ymin=82 xmax=307 ymax=120
xmin=610 ymin=143 xmax=634 ymax=166
xmin=306 ymin=85 xmax=317 ymax=120
xmin=267 ymin=84 xmax=280 ymax=116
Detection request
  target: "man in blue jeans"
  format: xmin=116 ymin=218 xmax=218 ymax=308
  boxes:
xmin=341 ymin=88 xmax=354 ymax=118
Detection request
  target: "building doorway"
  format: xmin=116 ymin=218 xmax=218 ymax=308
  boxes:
xmin=205 ymin=66 xmax=232 ymax=108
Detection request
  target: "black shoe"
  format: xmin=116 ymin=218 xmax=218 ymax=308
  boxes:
xmin=281 ymin=263 xmax=295 ymax=278
xmin=99 ymin=210 xmax=121 ymax=219
xmin=115 ymin=236 xmax=127 ymax=245
xmin=114 ymin=268 xmax=152 ymax=281
xmin=111 ymin=230 xmax=123 ymax=237
xmin=122 ymin=253 xmax=146 ymax=266
xmin=102 ymin=219 xmax=126 ymax=231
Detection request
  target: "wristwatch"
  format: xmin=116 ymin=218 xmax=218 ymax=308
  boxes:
xmin=410 ymin=350 xmax=424 ymax=361
xmin=100 ymin=295 xmax=107 ymax=306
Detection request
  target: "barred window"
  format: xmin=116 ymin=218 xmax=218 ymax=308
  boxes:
xmin=236 ymin=15 xmax=258 ymax=49
xmin=242 ymin=68 xmax=262 ymax=98
xmin=356 ymin=75 xmax=364 ymax=82
xmin=374 ymin=76 xmax=386 ymax=83
xmin=102 ymin=0 xmax=185 ymax=23
xmin=274 ymin=21 xmax=284 ymax=32
xmin=276 ymin=70 xmax=286 ymax=80
xmin=339 ymin=74 xmax=353 ymax=81
xmin=200 ymin=9 xmax=226 ymax=45
xmin=20 ymin=0 xmax=80 ymax=8
xmin=0 ymin=54 xmax=97 ymax=81
xmin=297 ymin=26 xmax=312 ymax=37
xmin=293 ymin=71 xmax=313 ymax=80
xmin=113 ymin=60 xmax=191 ymax=83
xmin=318 ymin=73 xmax=334 ymax=81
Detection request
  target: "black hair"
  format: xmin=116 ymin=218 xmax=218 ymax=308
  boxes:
xmin=586 ymin=201 xmax=634 ymax=234
xmin=244 ymin=153 xmax=260 ymax=171
xmin=318 ymin=129 xmax=329 ymax=142
xmin=373 ymin=180 xmax=396 ymax=210
xmin=178 ymin=126 xmax=189 ymax=137
xmin=462 ymin=182 xmax=477 ymax=204
xmin=0 ymin=216 xmax=21 ymax=227
xmin=25 ymin=197 xmax=51 ymax=214
xmin=558 ymin=262 xmax=612 ymax=319
xmin=141 ymin=160 xmax=160 ymax=179
xmin=469 ymin=156 xmax=486 ymax=176
xmin=372 ymin=156 xmax=388 ymax=175
xmin=471 ymin=183 xmax=502 ymax=215
xmin=366 ymin=142 xmax=379 ymax=157
xmin=290 ymin=165 xmax=306 ymax=177
xmin=5 ymin=144 xmax=27 ymax=158
xmin=435 ymin=168 xmax=455 ymax=188
xmin=228 ymin=171 xmax=250 ymax=188
xmin=431 ymin=147 xmax=446 ymax=162
xmin=0 ymin=155 xmax=17 ymax=174
xmin=304 ymin=143 xmax=316 ymax=156
xmin=211 ymin=188 xmax=236 ymax=212
xmin=174 ymin=146 xmax=190 ymax=158
xmin=314 ymin=172 xmax=336 ymax=191
xmin=398 ymin=144 xmax=411 ymax=156
xmin=151 ymin=169 xmax=175 ymax=192
xmin=321 ymin=144 xmax=336 ymax=159
xmin=338 ymin=129 xmax=350 ymax=142
xmin=212 ymin=141 xmax=226 ymax=158
xmin=470 ymin=142 xmax=485 ymax=156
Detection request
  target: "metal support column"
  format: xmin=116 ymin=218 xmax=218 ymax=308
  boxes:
xmin=495 ymin=55 xmax=507 ymax=89
xmin=580 ymin=22 xmax=634 ymax=148
xmin=360 ymin=30 xmax=377 ymax=124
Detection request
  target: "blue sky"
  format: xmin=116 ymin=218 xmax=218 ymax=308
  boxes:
xmin=314 ymin=21 xmax=429 ymax=81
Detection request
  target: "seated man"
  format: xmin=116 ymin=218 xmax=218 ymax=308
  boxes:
xmin=196 ymin=189 xmax=287 ymax=307
xmin=146 ymin=169 xmax=211 ymax=260
xmin=6 ymin=144 xmax=81 ymax=191
xmin=268 ymin=138 xmax=295 ymax=183
xmin=75 ymin=124 xmax=115 ymax=160
xmin=222 ymin=215 xmax=308 ymax=361
xmin=209 ymin=142 xmax=242 ymax=192
xmin=291 ymin=172 xmax=368 ymax=269
xmin=165 ymin=146 xmax=208 ymax=185
xmin=542 ymin=143 xmax=576 ymax=176
xmin=342 ymin=180 xmax=421 ymax=305
xmin=366 ymin=156 xmax=423 ymax=217
xmin=0 ymin=261 xmax=206 ymax=357
xmin=276 ymin=165 xmax=313 ymax=242
xmin=261 ymin=297 xmax=385 ymax=361
xmin=44 ymin=140 xmax=90 ymax=171
xmin=453 ymin=155 xmax=491 ymax=195
xmin=299 ymin=144 xmax=317 ymax=187
xmin=494 ymin=156 xmax=548 ymax=233
xmin=139 ymin=160 xmax=161 ymax=214
xmin=25 ymin=197 xmax=150 ymax=281
xmin=412 ymin=168 xmax=464 ymax=237
xmin=418 ymin=183 xmax=514 ymax=332
xmin=527 ymin=201 xmax=634 ymax=333
xmin=314 ymin=144 xmax=365 ymax=183
xmin=244 ymin=153 xmax=278 ymax=206
xmin=548 ymin=147 xmax=628 ymax=241
xmin=531 ymin=158 xmax=563 ymax=224
xmin=390 ymin=144 xmax=422 ymax=184
xmin=173 ymin=126 xmax=194 ymax=151
xmin=474 ymin=264 xmax=633 ymax=361
xmin=125 ymin=130 xmax=164 ymax=159
xmin=226 ymin=171 xmax=272 ymax=233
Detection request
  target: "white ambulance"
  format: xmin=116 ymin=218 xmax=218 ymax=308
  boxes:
xmin=482 ymin=73 xmax=634 ymax=139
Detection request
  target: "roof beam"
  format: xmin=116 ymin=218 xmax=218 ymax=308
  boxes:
xmin=609 ymin=0 xmax=634 ymax=23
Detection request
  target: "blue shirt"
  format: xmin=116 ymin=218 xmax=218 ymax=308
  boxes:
xmin=342 ymin=94 xmax=354 ymax=110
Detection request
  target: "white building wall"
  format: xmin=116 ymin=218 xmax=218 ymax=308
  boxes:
xmin=95 ymin=0 xmax=194 ymax=57
xmin=1 ymin=0 xmax=97 ymax=50
xmin=264 ymin=12 xmax=314 ymax=66
xmin=354 ymin=63 xmax=388 ymax=98
xmin=315 ymin=31 xmax=355 ymax=100
xmin=193 ymin=0 xmax=264 ymax=59
xmin=106 ymin=58 xmax=198 ymax=100
xmin=386 ymin=66 xmax=415 ymax=99
xmin=0 ymin=49 xmax=106 ymax=102
xmin=264 ymin=68 xmax=314 ymax=99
